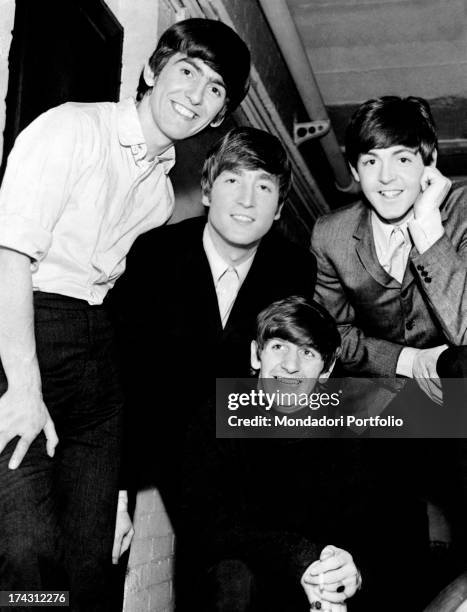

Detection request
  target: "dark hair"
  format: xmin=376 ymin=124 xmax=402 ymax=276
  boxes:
xmin=345 ymin=96 xmax=438 ymax=168
xmin=201 ymin=127 xmax=292 ymax=205
xmin=137 ymin=18 xmax=250 ymax=119
xmin=255 ymin=296 xmax=340 ymax=372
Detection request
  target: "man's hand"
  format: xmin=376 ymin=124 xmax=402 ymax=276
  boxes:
xmin=414 ymin=167 xmax=451 ymax=220
xmin=0 ymin=386 xmax=58 ymax=469
xmin=301 ymin=545 xmax=361 ymax=610
xmin=112 ymin=491 xmax=134 ymax=565
xmin=412 ymin=345 xmax=449 ymax=405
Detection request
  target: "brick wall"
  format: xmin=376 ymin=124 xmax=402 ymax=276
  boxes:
xmin=123 ymin=488 xmax=175 ymax=612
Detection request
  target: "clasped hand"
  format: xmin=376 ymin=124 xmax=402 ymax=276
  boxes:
xmin=301 ymin=545 xmax=361 ymax=611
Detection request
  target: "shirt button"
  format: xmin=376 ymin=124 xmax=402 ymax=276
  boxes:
xmin=406 ymin=320 xmax=414 ymax=331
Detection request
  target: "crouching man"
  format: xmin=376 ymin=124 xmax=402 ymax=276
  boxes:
xmin=179 ymin=296 xmax=362 ymax=612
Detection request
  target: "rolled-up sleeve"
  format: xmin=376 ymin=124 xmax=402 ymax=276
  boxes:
xmin=0 ymin=105 xmax=81 ymax=262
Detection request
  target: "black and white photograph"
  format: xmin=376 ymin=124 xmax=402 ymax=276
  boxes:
xmin=0 ymin=1 xmax=466 ymax=610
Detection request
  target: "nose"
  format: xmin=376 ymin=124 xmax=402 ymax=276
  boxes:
xmin=281 ymin=348 xmax=300 ymax=374
xmin=378 ymin=159 xmax=396 ymax=184
xmin=238 ymin=179 xmax=256 ymax=209
xmin=185 ymin=78 xmax=205 ymax=106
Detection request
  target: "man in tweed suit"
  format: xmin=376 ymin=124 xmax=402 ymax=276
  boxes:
xmin=311 ymin=96 xmax=466 ymax=413
xmin=311 ymin=97 xmax=467 ymax=602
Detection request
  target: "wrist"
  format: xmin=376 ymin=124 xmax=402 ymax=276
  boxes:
xmin=2 ymin=356 xmax=41 ymax=390
xmin=6 ymin=372 xmax=42 ymax=393
xmin=117 ymin=490 xmax=128 ymax=512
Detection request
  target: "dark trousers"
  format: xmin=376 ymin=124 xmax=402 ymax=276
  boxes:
xmin=437 ymin=346 xmax=467 ymax=565
xmin=176 ymin=532 xmax=319 ymax=612
xmin=0 ymin=293 xmax=123 ymax=611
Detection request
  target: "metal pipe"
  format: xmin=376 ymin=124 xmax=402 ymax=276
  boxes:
xmin=258 ymin=0 xmax=358 ymax=192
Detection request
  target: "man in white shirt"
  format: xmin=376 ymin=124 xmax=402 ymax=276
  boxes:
xmin=0 ymin=18 xmax=250 ymax=610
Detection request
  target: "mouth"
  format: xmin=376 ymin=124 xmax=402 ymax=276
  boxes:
xmin=172 ymin=101 xmax=197 ymax=120
xmin=378 ymin=189 xmax=404 ymax=199
xmin=273 ymin=377 xmax=302 ymax=385
xmin=231 ymin=214 xmax=254 ymax=223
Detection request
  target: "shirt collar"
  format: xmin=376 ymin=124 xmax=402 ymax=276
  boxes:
xmin=202 ymin=224 xmax=255 ymax=286
xmin=371 ymin=210 xmax=412 ymax=249
xmin=117 ymin=97 xmax=176 ymax=173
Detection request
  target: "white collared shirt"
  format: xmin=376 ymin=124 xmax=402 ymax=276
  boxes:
xmin=371 ymin=211 xmax=413 ymax=279
xmin=0 ymin=98 xmax=175 ymax=304
xmin=202 ymin=224 xmax=255 ymax=324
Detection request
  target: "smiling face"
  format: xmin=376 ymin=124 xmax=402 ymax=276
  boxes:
xmin=251 ymin=338 xmax=330 ymax=413
xmin=140 ymin=52 xmax=226 ymax=152
xmin=203 ymin=167 xmax=282 ymax=262
xmin=352 ymin=145 xmax=430 ymax=224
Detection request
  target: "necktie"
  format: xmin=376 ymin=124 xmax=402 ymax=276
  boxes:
xmin=388 ymin=226 xmax=407 ymax=283
xmin=217 ymin=267 xmax=239 ymax=327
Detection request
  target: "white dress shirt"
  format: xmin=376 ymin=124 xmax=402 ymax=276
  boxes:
xmin=0 ymin=98 xmax=175 ymax=305
xmin=203 ymin=224 xmax=255 ymax=327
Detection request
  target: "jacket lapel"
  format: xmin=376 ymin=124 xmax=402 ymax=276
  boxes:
xmin=182 ymin=223 xmax=223 ymax=336
xmin=354 ymin=206 xmax=401 ymax=289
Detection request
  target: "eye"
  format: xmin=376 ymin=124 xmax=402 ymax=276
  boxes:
xmin=398 ymin=156 xmax=412 ymax=164
xmin=258 ymin=183 xmax=272 ymax=193
xmin=181 ymin=67 xmax=193 ymax=78
xmin=301 ymin=348 xmax=317 ymax=359
xmin=209 ymin=84 xmax=224 ymax=98
xmin=271 ymin=342 xmax=285 ymax=351
xmin=225 ymin=177 xmax=238 ymax=184
xmin=361 ymin=158 xmax=376 ymax=166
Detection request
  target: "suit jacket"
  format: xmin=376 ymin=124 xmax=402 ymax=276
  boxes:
xmin=110 ymin=215 xmax=316 ymax=487
xmin=311 ymin=183 xmax=467 ymax=379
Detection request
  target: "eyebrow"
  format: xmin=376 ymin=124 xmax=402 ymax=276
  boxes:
xmin=257 ymin=172 xmax=278 ymax=183
xmin=223 ymin=168 xmax=277 ymax=181
xmin=176 ymin=57 xmax=226 ymax=88
xmin=364 ymin=146 xmax=418 ymax=156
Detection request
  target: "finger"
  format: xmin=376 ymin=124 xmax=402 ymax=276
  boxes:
xmin=316 ymin=590 xmax=346 ymax=604
xmin=429 ymin=376 xmax=442 ymax=389
xmin=112 ymin=536 xmax=122 ymax=565
xmin=415 ymin=376 xmax=430 ymax=397
xmin=8 ymin=436 xmax=33 ymax=469
xmin=319 ymin=570 xmax=358 ymax=589
xmin=0 ymin=432 xmax=14 ymax=456
xmin=320 ymin=545 xmax=337 ymax=560
xmin=303 ymin=566 xmax=350 ymax=586
xmin=313 ymin=551 xmax=351 ymax=575
xmin=421 ymin=378 xmax=443 ymax=405
xmin=44 ymin=417 xmax=59 ymax=457
xmin=120 ymin=528 xmax=135 ymax=556
xmin=420 ymin=168 xmax=432 ymax=191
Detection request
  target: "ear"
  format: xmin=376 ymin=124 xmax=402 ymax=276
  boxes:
xmin=143 ymin=63 xmax=156 ymax=87
xmin=202 ymin=193 xmax=210 ymax=208
xmin=250 ymin=340 xmax=261 ymax=371
xmin=210 ymin=115 xmax=225 ymax=129
xmin=318 ymin=358 xmax=336 ymax=382
xmin=429 ymin=149 xmax=438 ymax=168
xmin=274 ymin=202 xmax=284 ymax=221
xmin=210 ymin=106 xmax=227 ymax=129
xmin=350 ymin=165 xmax=360 ymax=183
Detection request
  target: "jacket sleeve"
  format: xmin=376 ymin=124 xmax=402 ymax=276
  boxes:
xmin=311 ymin=216 xmax=403 ymax=377
xmin=410 ymin=187 xmax=467 ymax=345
